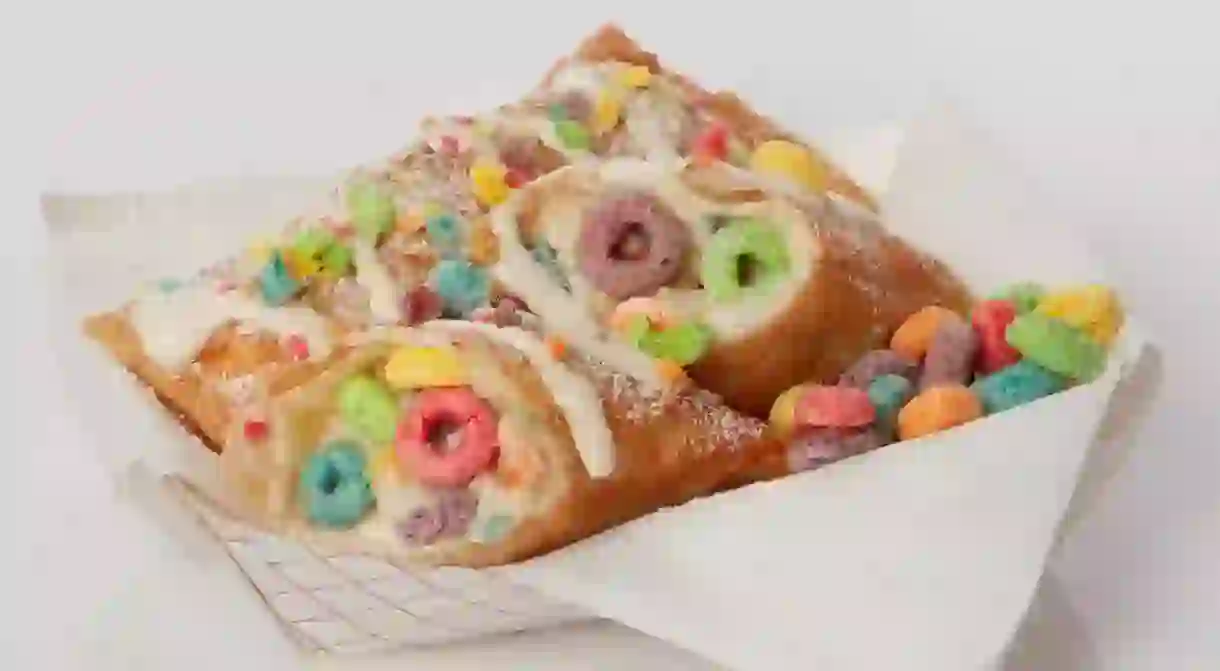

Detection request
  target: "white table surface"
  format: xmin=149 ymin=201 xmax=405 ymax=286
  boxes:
xmin=6 ymin=1 xmax=1219 ymax=668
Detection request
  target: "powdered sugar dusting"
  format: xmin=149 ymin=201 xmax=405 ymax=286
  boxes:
xmin=571 ymin=356 xmax=765 ymax=453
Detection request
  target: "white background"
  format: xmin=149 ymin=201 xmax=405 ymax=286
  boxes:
xmin=4 ymin=0 xmax=1218 ymax=668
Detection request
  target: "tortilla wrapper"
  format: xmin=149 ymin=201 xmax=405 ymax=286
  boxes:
xmin=218 ymin=322 xmax=777 ymax=568
xmin=489 ymin=159 xmax=972 ymax=418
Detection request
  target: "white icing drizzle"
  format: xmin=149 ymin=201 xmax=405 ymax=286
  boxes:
xmin=623 ymin=92 xmax=683 ymax=164
xmin=488 ymin=180 xmax=665 ymax=390
xmin=351 ymin=240 xmax=401 ymax=325
xmin=128 ymin=285 xmax=333 ymax=370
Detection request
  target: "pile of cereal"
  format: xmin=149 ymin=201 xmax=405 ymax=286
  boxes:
xmin=770 ymin=283 xmax=1124 ymax=473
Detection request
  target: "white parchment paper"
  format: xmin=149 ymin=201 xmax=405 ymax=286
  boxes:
xmin=44 ymin=104 xmax=1146 ymax=670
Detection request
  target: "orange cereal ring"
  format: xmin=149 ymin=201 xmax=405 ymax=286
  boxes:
xmin=897 ymin=385 xmax=983 ymax=441
xmin=891 ymin=305 xmax=960 ymax=361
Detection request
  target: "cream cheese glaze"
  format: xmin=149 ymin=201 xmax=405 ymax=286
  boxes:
xmin=351 ymin=239 xmax=401 ymax=325
xmin=128 ymin=284 xmax=334 ymax=370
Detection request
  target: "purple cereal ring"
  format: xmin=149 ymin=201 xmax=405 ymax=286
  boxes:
xmin=396 ymin=488 xmax=481 ymax=546
xmin=437 ymin=488 xmax=479 ymax=537
xmin=397 ymin=506 xmax=445 ymax=546
xmin=920 ymin=315 xmax=980 ymax=389
xmin=786 ymin=427 xmax=888 ymax=474
xmin=839 ymin=349 xmax=918 ymax=389
xmin=577 ymin=192 xmax=691 ymax=300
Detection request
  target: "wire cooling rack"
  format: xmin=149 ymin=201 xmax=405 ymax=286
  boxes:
xmin=175 ymin=479 xmax=594 ymax=654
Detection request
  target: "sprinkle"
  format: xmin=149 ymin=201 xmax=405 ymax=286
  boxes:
xmin=284 ymin=334 xmax=310 ymax=361
xmin=481 ymin=514 xmax=515 ymax=543
xmin=422 ymin=202 xmax=446 ymax=220
xmin=655 ymin=359 xmax=688 ymax=385
xmin=545 ymin=336 xmax=568 ymax=360
xmin=400 ymin=285 xmax=445 ymax=325
xmin=396 ymin=212 xmax=425 ymax=233
xmin=692 ymin=121 xmax=730 ymax=164
xmin=504 ymin=168 xmax=526 ymax=189
xmin=470 ymin=160 xmax=511 ymax=208
xmin=242 ymin=419 xmax=269 ymax=442
xmin=465 ymin=218 xmax=499 ymax=265
xmin=618 ymin=65 xmax=653 ymax=89
xmin=547 ymin=102 xmax=570 ymax=122
xmin=246 ymin=239 xmax=275 ymax=266
xmin=369 ymin=447 xmax=400 ymax=484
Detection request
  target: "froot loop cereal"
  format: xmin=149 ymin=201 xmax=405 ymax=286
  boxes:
xmin=770 ymin=281 xmax=1126 ymax=472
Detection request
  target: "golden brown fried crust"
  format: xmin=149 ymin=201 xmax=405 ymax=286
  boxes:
xmin=557 ymin=24 xmax=879 ymax=211
xmin=82 ymin=311 xmax=347 ymax=452
xmin=218 ymin=332 xmax=777 ymax=569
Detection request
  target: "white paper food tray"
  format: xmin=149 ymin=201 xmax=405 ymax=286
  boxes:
xmin=44 ymin=105 xmax=1150 ymax=669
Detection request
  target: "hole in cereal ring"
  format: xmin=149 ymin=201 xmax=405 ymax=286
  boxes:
xmin=319 ymin=465 xmax=342 ymax=495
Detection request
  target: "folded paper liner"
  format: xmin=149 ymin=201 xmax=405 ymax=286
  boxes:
xmin=45 ymin=104 xmax=1148 ymax=670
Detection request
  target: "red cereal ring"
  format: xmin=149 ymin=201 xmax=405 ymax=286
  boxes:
xmin=395 ymin=387 xmax=500 ymax=487
xmin=972 ymin=299 xmax=1022 ymax=374
xmin=794 ymin=385 xmax=876 ymax=429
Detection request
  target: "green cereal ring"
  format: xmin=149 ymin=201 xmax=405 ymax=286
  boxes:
xmin=970 ymin=359 xmax=1066 ymax=414
xmin=699 ymin=218 xmax=791 ymax=302
xmin=346 ymin=181 xmax=397 ymax=242
xmin=1005 ymin=313 xmax=1106 ymax=382
xmin=554 ymin=120 xmax=591 ymax=151
xmin=319 ymin=243 xmax=353 ymax=276
xmin=990 ymin=282 xmax=1045 ymax=315
xmin=637 ymin=322 xmax=714 ymax=366
xmin=293 ymin=228 xmax=335 ymax=258
xmin=337 ymin=374 xmax=400 ymax=444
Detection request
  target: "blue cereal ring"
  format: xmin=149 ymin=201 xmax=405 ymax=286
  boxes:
xmin=300 ymin=440 xmax=375 ymax=529
xmin=259 ymin=250 xmax=301 ymax=305
xmin=970 ymin=359 xmax=1066 ymax=414
xmin=429 ymin=259 xmax=491 ymax=317
xmin=426 ymin=213 xmax=464 ymax=258
xmin=867 ymin=373 xmax=915 ymax=435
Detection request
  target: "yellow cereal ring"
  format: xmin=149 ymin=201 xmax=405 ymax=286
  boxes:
xmin=890 ymin=306 xmax=958 ymax=361
xmin=383 ymin=346 xmax=468 ymax=390
xmin=769 ymin=383 xmax=816 ymax=441
xmin=749 ymin=140 xmax=829 ymax=193
xmin=897 ymin=385 xmax=983 ymax=441
xmin=1035 ymin=284 xmax=1124 ymax=346
xmin=283 ymin=247 xmax=322 ymax=281
xmin=470 ymin=160 xmax=511 ymax=208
